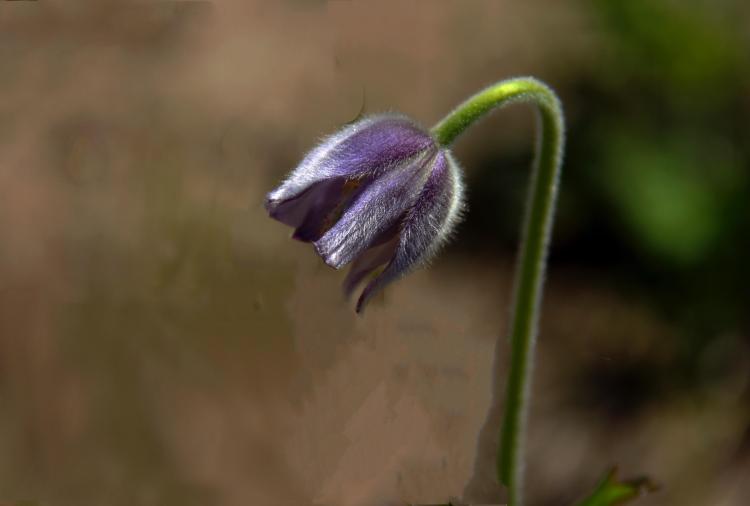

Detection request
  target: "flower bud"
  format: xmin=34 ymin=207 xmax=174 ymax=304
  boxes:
xmin=265 ymin=114 xmax=464 ymax=313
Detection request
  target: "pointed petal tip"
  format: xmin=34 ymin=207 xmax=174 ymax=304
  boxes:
xmin=354 ymin=290 xmax=369 ymax=315
xmin=355 ymin=279 xmax=389 ymax=315
xmin=313 ymin=241 xmax=346 ymax=270
xmin=354 ymin=275 xmax=384 ymax=315
xmin=263 ymin=195 xmax=275 ymax=213
xmin=346 ymin=273 xmax=372 ymax=314
xmin=290 ymin=229 xmax=311 ymax=242
xmin=264 ymin=193 xmax=286 ymax=219
xmin=264 ymin=185 xmax=286 ymax=207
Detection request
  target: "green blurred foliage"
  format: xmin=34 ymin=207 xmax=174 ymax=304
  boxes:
xmin=583 ymin=0 xmax=750 ymax=357
xmin=595 ymin=124 xmax=743 ymax=265
xmin=574 ymin=468 xmax=657 ymax=506
xmin=588 ymin=0 xmax=749 ymax=265
xmin=595 ymin=0 xmax=747 ymax=102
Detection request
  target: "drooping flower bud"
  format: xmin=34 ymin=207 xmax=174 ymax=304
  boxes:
xmin=265 ymin=114 xmax=464 ymax=313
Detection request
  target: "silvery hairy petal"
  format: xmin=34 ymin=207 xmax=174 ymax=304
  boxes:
xmin=353 ymin=151 xmax=464 ymax=312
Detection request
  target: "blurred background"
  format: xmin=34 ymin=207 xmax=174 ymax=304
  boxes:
xmin=1 ymin=1 xmax=748 ymax=505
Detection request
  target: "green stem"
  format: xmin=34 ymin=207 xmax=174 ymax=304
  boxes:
xmin=431 ymin=77 xmax=565 ymax=506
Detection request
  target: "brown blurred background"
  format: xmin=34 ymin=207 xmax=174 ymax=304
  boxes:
xmin=1 ymin=1 xmax=749 ymax=505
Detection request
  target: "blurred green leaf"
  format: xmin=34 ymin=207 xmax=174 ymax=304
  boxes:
xmin=595 ymin=0 xmax=746 ymax=102
xmin=596 ymin=126 xmax=743 ymax=265
xmin=574 ymin=468 xmax=657 ymax=506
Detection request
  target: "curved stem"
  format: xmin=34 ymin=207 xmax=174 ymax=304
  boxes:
xmin=431 ymin=77 xmax=565 ymax=506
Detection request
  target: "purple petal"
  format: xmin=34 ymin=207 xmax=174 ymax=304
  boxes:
xmin=313 ymin=151 xmax=435 ymax=269
xmin=342 ymin=232 xmax=400 ymax=297
xmin=265 ymin=177 xmax=345 ymax=229
xmin=356 ymin=151 xmax=464 ymax=313
xmin=266 ymin=115 xmax=433 ymax=207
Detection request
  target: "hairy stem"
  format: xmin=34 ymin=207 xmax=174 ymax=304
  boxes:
xmin=431 ymin=77 xmax=565 ymax=506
